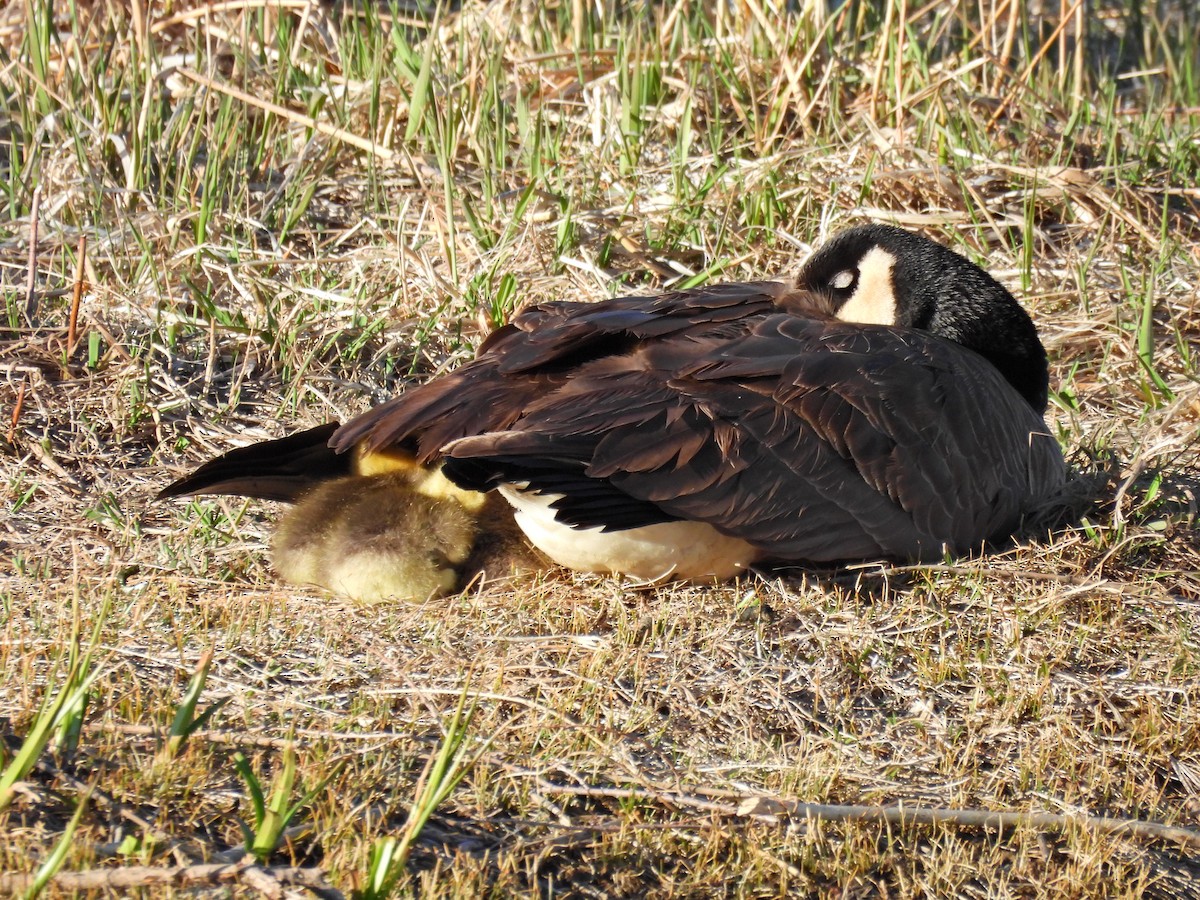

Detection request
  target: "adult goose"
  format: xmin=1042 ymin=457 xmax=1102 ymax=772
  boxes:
xmin=159 ymin=224 xmax=1065 ymax=600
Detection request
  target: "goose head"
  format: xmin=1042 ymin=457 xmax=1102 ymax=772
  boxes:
xmin=791 ymin=224 xmax=1051 ymax=413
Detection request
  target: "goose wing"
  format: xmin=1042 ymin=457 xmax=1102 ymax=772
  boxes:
xmin=330 ymin=281 xmax=795 ymax=458
xmin=332 ymin=290 xmax=1063 ymax=563
xmin=649 ymin=316 xmax=1065 ymax=559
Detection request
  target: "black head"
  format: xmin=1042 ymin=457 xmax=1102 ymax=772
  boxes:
xmin=793 ymin=224 xmax=1051 ymax=413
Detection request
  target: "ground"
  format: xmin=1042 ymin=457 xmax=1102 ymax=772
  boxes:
xmin=2 ymin=1 xmax=1200 ymax=897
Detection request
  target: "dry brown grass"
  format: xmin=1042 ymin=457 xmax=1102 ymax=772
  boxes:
xmin=2 ymin=0 xmax=1200 ymax=896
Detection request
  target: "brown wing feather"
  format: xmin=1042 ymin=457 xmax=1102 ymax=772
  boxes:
xmin=329 ymin=281 xmax=795 ymax=459
xmin=158 ymin=423 xmax=347 ymax=502
xmin=330 ymin=285 xmax=1064 ymax=564
xmin=663 ymin=316 xmax=1065 ymax=558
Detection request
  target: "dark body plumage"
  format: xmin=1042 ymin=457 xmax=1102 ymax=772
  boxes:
xmin=160 ymin=224 xmax=1066 ymax=594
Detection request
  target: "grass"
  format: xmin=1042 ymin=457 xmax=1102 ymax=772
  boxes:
xmin=2 ymin=0 xmax=1199 ymax=896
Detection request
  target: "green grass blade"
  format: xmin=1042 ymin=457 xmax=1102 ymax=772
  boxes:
xmin=233 ymin=752 xmax=267 ymax=828
xmin=24 ymin=790 xmax=90 ymax=899
xmin=0 ymin=666 xmax=104 ymax=811
xmin=404 ymin=14 xmax=439 ymax=143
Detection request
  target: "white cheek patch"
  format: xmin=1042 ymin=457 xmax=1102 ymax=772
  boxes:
xmin=834 ymin=247 xmax=898 ymax=326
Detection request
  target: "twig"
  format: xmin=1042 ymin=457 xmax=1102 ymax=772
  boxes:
xmin=80 ymin=311 xmax=134 ymax=366
xmin=67 ymin=234 xmax=87 ymax=356
xmin=533 ymin=780 xmax=1200 ymax=852
xmin=19 ymin=745 xmax=327 ymax=882
xmin=994 ymin=0 xmax=1020 ymax=94
xmin=129 ymin=0 xmax=147 ymax=65
xmin=22 ymin=440 xmax=82 ymax=492
xmin=987 ymin=0 xmax=1082 ymax=129
xmin=7 ymin=378 xmax=24 ymax=442
xmin=871 ymin=562 xmax=1091 ymax=585
xmin=98 ymin=722 xmax=444 ymax=746
xmin=149 ymin=0 xmax=296 ymax=32
xmin=173 ymin=67 xmax=397 ymax=163
xmin=0 ymin=861 xmax=342 ymax=898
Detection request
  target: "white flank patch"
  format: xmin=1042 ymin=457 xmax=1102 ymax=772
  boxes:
xmin=834 ymin=246 xmax=898 ymax=325
xmin=498 ymin=485 xmax=759 ymax=581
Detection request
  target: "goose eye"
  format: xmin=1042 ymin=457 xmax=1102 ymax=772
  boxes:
xmin=830 ymin=269 xmax=856 ymax=291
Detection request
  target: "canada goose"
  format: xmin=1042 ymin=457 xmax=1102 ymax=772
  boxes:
xmin=160 ymin=224 xmax=1065 ymax=597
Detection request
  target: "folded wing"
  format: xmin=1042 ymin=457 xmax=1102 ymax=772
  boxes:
xmin=331 ymin=286 xmax=1064 ymax=564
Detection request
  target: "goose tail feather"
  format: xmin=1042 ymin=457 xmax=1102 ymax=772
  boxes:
xmin=157 ymin=422 xmax=347 ymax=503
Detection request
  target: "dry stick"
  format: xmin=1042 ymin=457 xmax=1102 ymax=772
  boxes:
xmin=150 ymin=0 xmax=431 ymax=35
xmin=873 ymin=562 xmax=1093 ymax=585
xmin=987 ymin=0 xmax=1082 ymax=130
xmin=23 ymin=185 xmax=40 ymax=326
xmin=0 ymin=862 xmax=341 ymax=898
xmin=173 ymin=67 xmax=396 ymax=163
xmin=98 ymin=721 xmax=502 ymax=749
xmin=67 ymin=234 xmax=87 ymax=356
xmin=90 ymin=823 xmax=316 ymax=868
xmin=535 ymin=781 xmax=1200 ymax=852
xmin=958 ymin=0 xmax=1019 ymax=93
xmin=8 ymin=378 xmax=25 ymax=442
xmin=995 ymin=0 xmax=1020 ymax=93
xmin=149 ymin=0 xmax=315 ymax=34
xmin=958 ymin=0 xmax=1011 ymax=61
xmin=571 ymin=0 xmax=585 ymax=53
xmin=288 ymin=0 xmax=316 ymax=67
